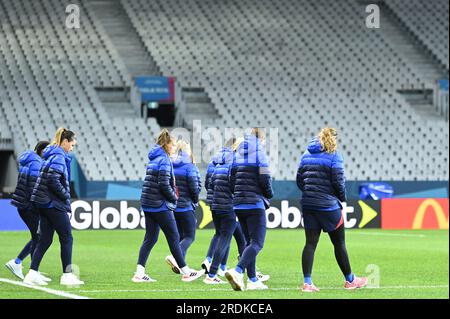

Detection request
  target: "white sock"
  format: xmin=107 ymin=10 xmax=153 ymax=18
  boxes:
xmin=181 ymin=266 xmax=191 ymax=275
xmin=136 ymin=265 xmax=145 ymax=275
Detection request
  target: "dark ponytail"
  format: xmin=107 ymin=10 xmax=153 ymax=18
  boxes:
xmin=34 ymin=141 xmax=50 ymax=157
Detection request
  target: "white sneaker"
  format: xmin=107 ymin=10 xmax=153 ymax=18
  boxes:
xmin=60 ymin=273 xmax=85 ymax=286
xmin=225 ymin=269 xmax=245 ymax=291
xmin=217 ymin=268 xmax=226 ymax=277
xmin=38 ymin=272 xmax=52 ymax=282
xmin=203 ymin=275 xmax=226 ymax=285
xmin=201 ymin=258 xmax=211 ymax=274
xmin=165 ymin=255 xmax=181 ymax=274
xmin=5 ymin=259 xmax=24 ymax=280
xmin=246 ymin=279 xmax=269 ymax=290
xmin=132 ymin=273 xmax=157 ymax=283
xmin=23 ymin=270 xmax=48 ymax=286
xmin=256 ymin=271 xmax=270 ymax=282
xmin=181 ymin=269 xmax=205 ymax=282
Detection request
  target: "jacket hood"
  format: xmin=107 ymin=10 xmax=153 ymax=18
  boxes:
xmin=214 ymin=147 xmax=234 ymax=165
xmin=19 ymin=151 xmax=42 ymax=166
xmin=171 ymin=151 xmax=193 ymax=167
xmin=237 ymin=135 xmax=259 ymax=157
xmin=307 ymin=138 xmax=324 ymax=154
xmin=149 ymin=144 xmax=167 ymax=161
xmin=42 ymin=145 xmax=66 ymax=160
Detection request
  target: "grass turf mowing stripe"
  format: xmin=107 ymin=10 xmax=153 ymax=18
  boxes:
xmin=77 ymin=285 xmax=449 ymax=293
xmin=0 ymin=278 xmax=90 ymax=299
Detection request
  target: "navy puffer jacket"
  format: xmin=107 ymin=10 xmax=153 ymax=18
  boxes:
xmin=230 ymin=135 xmax=274 ymax=208
xmin=211 ymin=147 xmax=234 ymax=212
xmin=296 ymin=138 xmax=346 ymax=211
xmin=11 ymin=151 xmax=43 ymax=210
xmin=30 ymin=145 xmax=71 ymax=213
xmin=204 ymin=160 xmax=215 ymax=206
xmin=140 ymin=144 xmax=178 ymax=211
xmin=172 ymin=151 xmax=201 ymax=212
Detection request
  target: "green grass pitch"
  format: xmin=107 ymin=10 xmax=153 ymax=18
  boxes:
xmin=0 ymin=229 xmax=448 ymax=299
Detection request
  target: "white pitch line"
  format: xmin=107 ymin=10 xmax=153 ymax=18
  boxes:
xmin=77 ymin=285 xmax=449 ymax=294
xmin=348 ymin=232 xmax=427 ymax=238
xmin=0 ymin=278 xmax=89 ymax=299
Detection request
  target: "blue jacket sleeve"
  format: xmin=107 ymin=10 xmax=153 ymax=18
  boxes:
xmin=257 ymin=148 xmax=274 ymax=199
xmin=187 ymin=165 xmax=201 ymax=204
xmin=331 ymin=153 xmax=347 ymax=203
xmin=296 ymin=157 xmax=305 ymax=191
xmin=47 ymin=156 xmax=70 ymax=201
xmin=158 ymin=157 xmax=177 ymax=204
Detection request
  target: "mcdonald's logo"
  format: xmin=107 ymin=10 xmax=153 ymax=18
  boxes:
xmin=412 ymin=199 xmax=449 ymax=230
xmin=381 ymin=198 xmax=449 ymax=230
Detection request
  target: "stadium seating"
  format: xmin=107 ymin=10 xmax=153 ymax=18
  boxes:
xmin=386 ymin=0 xmax=449 ymax=70
xmin=0 ymin=0 xmax=448 ymax=181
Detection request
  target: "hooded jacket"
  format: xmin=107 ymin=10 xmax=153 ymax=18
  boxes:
xmin=211 ymin=147 xmax=234 ymax=213
xmin=11 ymin=151 xmax=44 ymax=210
xmin=30 ymin=145 xmax=71 ymax=213
xmin=140 ymin=144 xmax=178 ymax=212
xmin=296 ymin=138 xmax=346 ymax=211
xmin=172 ymin=151 xmax=201 ymax=212
xmin=230 ymin=135 xmax=273 ymax=209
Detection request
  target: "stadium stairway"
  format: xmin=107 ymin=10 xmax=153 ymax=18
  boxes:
xmin=180 ymin=88 xmax=220 ymax=130
xmin=378 ymin=1 xmax=448 ymax=89
xmin=87 ymin=0 xmax=161 ymax=78
xmin=96 ymin=88 xmax=138 ymax=118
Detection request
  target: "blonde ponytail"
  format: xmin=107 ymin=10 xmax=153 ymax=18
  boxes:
xmin=175 ymin=139 xmax=195 ymax=163
xmin=231 ymin=137 xmax=244 ymax=152
xmin=319 ymin=127 xmax=338 ymax=153
xmin=157 ymin=129 xmax=174 ymax=155
xmin=52 ymin=127 xmax=66 ymax=146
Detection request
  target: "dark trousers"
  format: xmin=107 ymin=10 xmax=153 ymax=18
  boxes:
xmin=30 ymin=208 xmax=73 ymax=273
xmin=138 ymin=211 xmax=187 ymax=269
xmin=236 ymin=209 xmax=267 ymax=279
xmin=174 ymin=211 xmax=197 ymax=258
xmin=207 ymin=221 xmax=247 ymax=262
xmin=17 ymin=208 xmax=40 ymax=261
xmin=209 ymin=212 xmax=237 ymax=275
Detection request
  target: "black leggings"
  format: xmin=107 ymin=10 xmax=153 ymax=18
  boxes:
xmin=302 ymin=225 xmax=352 ymax=278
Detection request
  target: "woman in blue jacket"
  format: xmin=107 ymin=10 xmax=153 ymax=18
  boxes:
xmin=225 ymin=128 xmax=274 ymax=291
xmin=297 ymin=127 xmax=367 ymax=292
xmin=170 ymin=140 xmax=201 ymax=261
xmin=24 ymin=128 xmax=83 ymax=287
xmin=203 ymin=140 xmax=236 ymax=284
xmin=5 ymin=141 xmax=50 ymax=281
xmin=133 ymin=129 xmax=203 ymax=283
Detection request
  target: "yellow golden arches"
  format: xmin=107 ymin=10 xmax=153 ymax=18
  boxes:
xmin=412 ymin=199 xmax=449 ymax=230
xmin=198 ymin=201 xmax=213 ymax=229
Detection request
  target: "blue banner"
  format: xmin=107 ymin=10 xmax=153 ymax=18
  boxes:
xmin=439 ymin=79 xmax=449 ymax=91
xmin=134 ymin=76 xmax=174 ymax=103
xmin=0 ymin=200 xmax=27 ymax=231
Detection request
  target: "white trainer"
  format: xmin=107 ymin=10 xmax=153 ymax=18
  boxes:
xmin=165 ymin=255 xmax=181 ymax=274
xmin=5 ymin=259 xmax=24 ymax=280
xmin=181 ymin=269 xmax=205 ymax=282
xmin=201 ymin=258 xmax=212 ymax=274
xmin=225 ymin=269 xmax=245 ymax=291
xmin=132 ymin=273 xmax=157 ymax=283
xmin=203 ymin=275 xmax=226 ymax=285
xmin=246 ymin=279 xmax=269 ymax=290
xmin=23 ymin=270 xmax=48 ymax=286
xmin=256 ymin=271 xmax=270 ymax=282
xmin=217 ymin=268 xmax=226 ymax=277
xmin=60 ymin=273 xmax=85 ymax=286
xmin=38 ymin=272 xmax=52 ymax=282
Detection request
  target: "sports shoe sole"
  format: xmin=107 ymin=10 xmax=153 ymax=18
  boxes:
xmin=5 ymin=263 xmax=24 ymax=280
xmin=225 ymin=272 xmax=244 ymax=291
xmin=165 ymin=258 xmax=181 ymax=274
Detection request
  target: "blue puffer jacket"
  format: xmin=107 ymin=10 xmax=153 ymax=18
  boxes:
xmin=230 ymin=135 xmax=274 ymax=209
xmin=30 ymin=145 xmax=72 ymax=213
xmin=172 ymin=151 xmax=201 ymax=212
xmin=140 ymin=144 xmax=178 ymax=212
xmin=205 ymin=160 xmax=215 ymax=206
xmin=11 ymin=151 xmax=43 ymax=210
xmin=211 ymin=147 xmax=234 ymax=213
xmin=296 ymin=138 xmax=347 ymax=211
